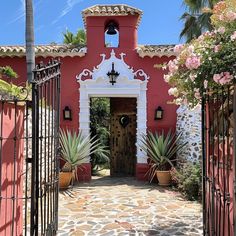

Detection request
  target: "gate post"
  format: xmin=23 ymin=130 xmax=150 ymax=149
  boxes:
xmin=202 ymin=96 xmax=206 ymax=236
xmin=30 ymin=80 xmax=39 ymax=236
xmin=233 ymin=85 xmax=236 ymax=235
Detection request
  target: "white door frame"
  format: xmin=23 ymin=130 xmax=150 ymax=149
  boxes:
xmin=77 ymin=50 xmax=149 ymax=164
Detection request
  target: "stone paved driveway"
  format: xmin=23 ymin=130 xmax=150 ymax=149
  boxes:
xmin=58 ymin=176 xmax=203 ymax=236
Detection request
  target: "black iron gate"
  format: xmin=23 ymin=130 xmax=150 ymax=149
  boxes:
xmin=30 ymin=60 xmax=61 ymax=235
xmin=202 ymin=86 xmax=235 ymax=236
xmin=0 ymin=60 xmax=61 ymax=236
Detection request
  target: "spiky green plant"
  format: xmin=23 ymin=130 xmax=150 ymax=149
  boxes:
xmin=59 ymin=129 xmax=99 ymax=180
xmin=91 ymin=144 xmax=110 ymax=172
xmin=140 ymin=130 xmax=187 ymax=182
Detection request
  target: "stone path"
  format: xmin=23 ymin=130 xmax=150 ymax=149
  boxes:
xmin=58 ymin=176 xmax=203 ymax=236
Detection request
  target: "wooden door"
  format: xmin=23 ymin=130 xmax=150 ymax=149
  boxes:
xmin=110 ymin=98 xmax=137 ymax=176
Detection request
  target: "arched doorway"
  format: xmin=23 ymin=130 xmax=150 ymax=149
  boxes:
xmin=77 ymin=50 xmax=149 ymax=178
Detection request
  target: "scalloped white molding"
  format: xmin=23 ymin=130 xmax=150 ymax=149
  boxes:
xmin=76 ymin=50 xmax=149 ymax=164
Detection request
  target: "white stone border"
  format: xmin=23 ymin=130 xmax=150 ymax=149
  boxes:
xmin=76 ymin=50 xmax=149 ymax=164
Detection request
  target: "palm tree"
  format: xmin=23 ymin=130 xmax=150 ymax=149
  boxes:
xmin=25 ymin=0 xmax=35 ymax=82
xmin=63 ymin=29 xmax=86 ymax=45
xmin=180 ymin=0 xmax=219 ymax=42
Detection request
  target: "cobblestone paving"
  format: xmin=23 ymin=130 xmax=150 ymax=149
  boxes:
xmin=58 ymin=176 xmax=203 ymax=236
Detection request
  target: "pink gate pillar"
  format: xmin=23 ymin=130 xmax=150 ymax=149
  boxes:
xmin=0 ymin=103 xmax=25 ymax=236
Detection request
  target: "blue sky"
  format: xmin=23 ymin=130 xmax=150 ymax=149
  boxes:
xmin=0 ymin=0 xmax=185 ymax=46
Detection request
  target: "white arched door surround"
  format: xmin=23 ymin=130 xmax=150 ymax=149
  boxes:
xmin=77 ymin=50 xmax=149 ymax=164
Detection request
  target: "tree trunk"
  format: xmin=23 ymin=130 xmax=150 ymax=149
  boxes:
xmin=25 ymin=0 xmax=35 ymax=82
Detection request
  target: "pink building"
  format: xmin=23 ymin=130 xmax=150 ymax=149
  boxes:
xmin=0 ymin=4 xmax=176 ymax=181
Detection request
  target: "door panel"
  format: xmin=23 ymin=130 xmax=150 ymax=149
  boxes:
xmin=110 ymin=98 xmax=137 ymax=176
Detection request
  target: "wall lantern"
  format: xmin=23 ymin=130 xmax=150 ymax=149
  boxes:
xmin=155 ymin=106 xmax=164 ymax=120
xmin=63 ymin=106 xmax=72 ymax=121
xmin=107 ymin=62 xmax=119 ymax=85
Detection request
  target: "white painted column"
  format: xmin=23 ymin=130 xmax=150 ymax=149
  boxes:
xmin=136 ymin=81 xmax=148 ymax=164
xmin=79 ymin=86 xmax=90 ymax=163
xmin=79 ymin=86 xmax=90 ymax=136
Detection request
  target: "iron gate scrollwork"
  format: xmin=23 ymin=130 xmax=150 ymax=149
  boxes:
xmin=202 ymin=86 xmax=235 ymax=236
xmin=0 ymin=60 xmax=60 ymax=236
xmin=30 ymin=60 xmax=61 ymax=235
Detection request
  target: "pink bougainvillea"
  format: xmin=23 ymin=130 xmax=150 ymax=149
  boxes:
xmin=213 ymin=72 xmax=233 ymax=85
xmin=174 ymin=44 xmax=184 ymax=54
xmin=185 ymin=56 xmax=201 ymax=70
xmin=167 ymin=60 xmax=178 ymax=73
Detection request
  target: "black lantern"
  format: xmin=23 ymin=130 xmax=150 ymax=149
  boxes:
xmin=155 ymin=106 xmax=164 ymax=120
xmin=63 ymin=106 xmax=72 ymax=121
xmin=107 ymin=62 xmax=119 ymax=85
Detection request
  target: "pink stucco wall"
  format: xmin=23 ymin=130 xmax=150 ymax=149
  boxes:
xmin=0 ymin=103 xmax=24 ymax=236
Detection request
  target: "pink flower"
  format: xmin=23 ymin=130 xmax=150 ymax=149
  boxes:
xmin=174 ymin=44 xmax=184 ymax=54
xmin=194 ymin=88 xmax=201 ymax=99
xmin=218 ymin=26 xmax=226 ymax=34
xmin=225 ymin=11 xmax=236 ymax=21
xmin=214 ymin=45 xmax=221 ymax=52
xmin=168 ymin=60 xmax=178 ymax=73
xmin=185 ymin=56 xmax=201 ymax=70
xmin=164 ymin=74 xmax=170 ymax=83
xmin=213 ymin=74 xmax=222 ymax=83
xmin=231 ymin=31 xmax=236 ymax=41
xmin=168 ymin=87 xmax=179 ymax=97
xmin=187 ymin=45 xmax=195 ymax=54
xmin=213 ymin=72 xmax=233 ymax=85
xmin=189 ymin=73 xmax=196 ymax=81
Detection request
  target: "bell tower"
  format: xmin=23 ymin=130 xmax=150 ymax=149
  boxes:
xmin=82 ymin=5 xmax=143 ymax=52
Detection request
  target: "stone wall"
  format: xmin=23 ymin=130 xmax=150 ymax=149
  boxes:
xmin=176 ymin=104 xmax=202 ymax=164
xmin=23 ymin=107 xmax=55 ymax=193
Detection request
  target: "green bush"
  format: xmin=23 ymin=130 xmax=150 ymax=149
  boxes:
xmin=90 ymin=98 xmax=110 ymax=173
xmin=175 ymin=162 xmax=202 ymax=201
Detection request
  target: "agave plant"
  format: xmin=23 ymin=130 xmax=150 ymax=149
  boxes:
xmin=91 ymin=143 xmax=110 ymax=173
xmin=140 ymin=130 xmax=186 ymax=182
xmin=59 ymin=129 xmax=100 ymax=181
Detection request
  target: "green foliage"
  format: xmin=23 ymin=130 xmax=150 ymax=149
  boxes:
xmin=63 ymin=28 xmax=86 ymax=46
xmin=0 ymin=66 xmax=18 ymax=79
xmin=180 ymin=0 xmax=218 ymax=42
xmin=0 ymin=66 xmax=30 ymax=99
xmin=60 ymin=129 xmax=99 ymax=176
xmin=174 ymin=162 xmax=202 ymax=200
xmin=140 ymin=130 xmax=187 ymax=183
xmin=90 ymin=98 xmax=110 ymax=173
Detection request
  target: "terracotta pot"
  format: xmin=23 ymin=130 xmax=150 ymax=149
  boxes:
xmin=59 ymin=172 xmax=73 ymax=189
xmin=156 ymin=170 xmax=171 ymax=186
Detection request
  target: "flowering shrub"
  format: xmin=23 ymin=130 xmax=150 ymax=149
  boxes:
xmin=164 ymin=0 xmax=236 ymax=106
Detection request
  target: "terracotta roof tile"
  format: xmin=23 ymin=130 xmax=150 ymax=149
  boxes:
xmin=136 ymin=45 xmax=176 ymax=58
xmin=82 ymin=4 xmax=143 ymax=27
xmin=0 ymin=45 xmax=87 ymax=58
xmin=0 ymin=44 xmax=176 ymax=58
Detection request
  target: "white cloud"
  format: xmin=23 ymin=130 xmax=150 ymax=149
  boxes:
xmin=8 ymin=0 xmax=25 ymax=24
xmin=8 ymin=0 xmax=42 ymax=25
xmin=52 ymin=0 xmax=84 ymax=25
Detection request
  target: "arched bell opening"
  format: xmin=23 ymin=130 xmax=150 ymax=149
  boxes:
xmin=105 ymin=21 xmax=119 ymax=48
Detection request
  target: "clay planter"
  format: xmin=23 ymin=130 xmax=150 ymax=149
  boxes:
xmin=156 ymin=170 xmax=171 ymax=186
xmin=59 ymin=172 xmax=73 ymax=189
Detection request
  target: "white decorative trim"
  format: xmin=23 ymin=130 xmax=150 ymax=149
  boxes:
xmin=76 ymin=50 xmax=149 ymax=164
xmin=77 ymin=49 xmax=149 ymax=82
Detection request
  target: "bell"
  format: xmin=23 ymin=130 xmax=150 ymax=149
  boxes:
xmin=106 ymin=23 xmax=117 ymax=35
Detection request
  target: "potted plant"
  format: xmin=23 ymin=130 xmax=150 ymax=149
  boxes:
xmin=59 ymin=129 xmax=100 ymax=189
xmin=140 ymin=130 xmax=186 ymax=186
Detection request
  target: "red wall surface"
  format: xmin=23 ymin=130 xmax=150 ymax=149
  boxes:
xmin=0 ymin=103 xmax=24 ymax=236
